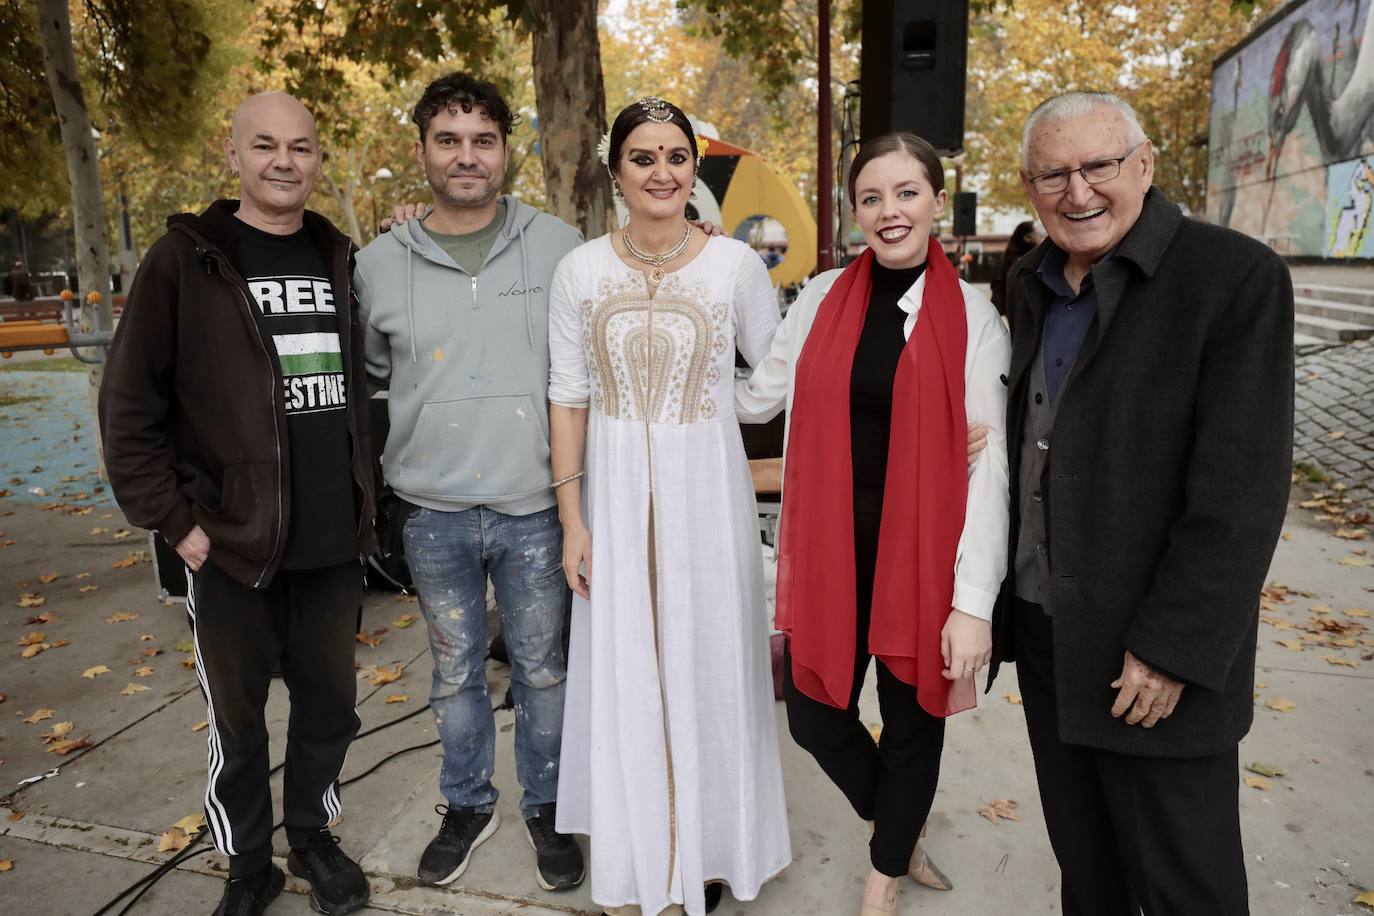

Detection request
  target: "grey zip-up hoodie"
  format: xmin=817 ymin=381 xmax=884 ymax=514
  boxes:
xmin=354 ymin=195 xmax=582 ymax=515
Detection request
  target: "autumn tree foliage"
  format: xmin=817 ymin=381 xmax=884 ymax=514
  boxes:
xmin=965 ymin=0 xmax=1275 ymax=213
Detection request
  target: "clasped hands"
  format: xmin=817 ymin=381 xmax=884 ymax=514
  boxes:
xmin=1110 ymin=649 xmax=1184 ymax=728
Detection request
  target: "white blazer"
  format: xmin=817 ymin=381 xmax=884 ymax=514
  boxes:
xmin=735 ymin=265 xmax=1012 ymax=620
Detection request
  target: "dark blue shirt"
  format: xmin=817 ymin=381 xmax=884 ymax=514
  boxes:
xmin=1036 ymin=245 xmax=1102 ymax=403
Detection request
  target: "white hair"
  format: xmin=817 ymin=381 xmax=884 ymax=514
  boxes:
xmin=1020 ymin=91 xmax=1147 ymax=170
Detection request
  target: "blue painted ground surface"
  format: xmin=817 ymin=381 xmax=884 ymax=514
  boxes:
xmin=0 ymin=366 xmax=116 ymax=508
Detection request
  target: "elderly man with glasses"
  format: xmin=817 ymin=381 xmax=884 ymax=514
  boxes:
xmin=985 ymin=91 xmax=1294 ymax=915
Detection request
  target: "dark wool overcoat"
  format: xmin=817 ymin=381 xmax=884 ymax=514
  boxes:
xmin=988 ymin=187 xmax=1295 ymax=758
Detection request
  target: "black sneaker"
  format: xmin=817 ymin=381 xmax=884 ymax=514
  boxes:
xmin=417 ymin=804 xmax=499 ymax=886
xmin=523 ymin=803 xmax=584 ymax=891
xmin=212 ymin=863 xmax=284 ymax=916
xmin=285 ymin=831 xmax=369 ymax=914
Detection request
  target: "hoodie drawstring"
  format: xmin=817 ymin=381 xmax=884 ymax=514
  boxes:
xmin=517 ymin=222 xmax=534 ymax=350
xmin=406 ymin=244 xmax=417 ymax=363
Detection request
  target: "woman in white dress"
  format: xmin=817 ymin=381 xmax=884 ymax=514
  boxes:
xmin=547 ymin=97 xmax=791 ymax=916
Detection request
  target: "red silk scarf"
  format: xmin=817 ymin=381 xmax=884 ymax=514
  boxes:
xmin=775 ymin=246 xmax=972 ymax=717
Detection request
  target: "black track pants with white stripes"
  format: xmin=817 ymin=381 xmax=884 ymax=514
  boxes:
xmin=187 ymin=558 xmax=362 ymax=876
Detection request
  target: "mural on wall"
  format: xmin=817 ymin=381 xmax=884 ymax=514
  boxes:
xmin=1208 ymin=0 xmax=1374 ymax=257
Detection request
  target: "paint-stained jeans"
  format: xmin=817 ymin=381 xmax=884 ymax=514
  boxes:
xmin=401 ymin=503 xmax=568 ymax=816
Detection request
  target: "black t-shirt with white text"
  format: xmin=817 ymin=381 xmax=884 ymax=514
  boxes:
xmin=227 ymin=216 xmax=357 ymax=570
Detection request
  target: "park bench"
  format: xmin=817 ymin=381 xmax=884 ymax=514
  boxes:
xmin=0 ymin=290 xmax=116 ymax=362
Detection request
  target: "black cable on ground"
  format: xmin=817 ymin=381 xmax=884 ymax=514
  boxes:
xmin=90 ymin=699 xmax=449 ymax=916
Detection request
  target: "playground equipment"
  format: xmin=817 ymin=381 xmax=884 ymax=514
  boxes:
xmin=0 ymin=289 xmax=113 ymax=362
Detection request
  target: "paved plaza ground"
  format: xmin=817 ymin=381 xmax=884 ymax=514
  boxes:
xmin=0 ymin=349 xmax=1370 ymax=915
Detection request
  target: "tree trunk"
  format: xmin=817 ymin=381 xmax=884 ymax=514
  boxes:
xmin=37 ymin=0 xmax=113 ymax=480
xmin=526 ymin=0 xmax=612 ymax=237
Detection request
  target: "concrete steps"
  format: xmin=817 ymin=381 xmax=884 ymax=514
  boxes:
xmin=1292 ymin=285 xmax=1374 ymax=345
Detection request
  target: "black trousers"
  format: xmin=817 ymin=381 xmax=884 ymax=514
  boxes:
xmin=187 ymin=558 xmax=362 ymax=876
xmin=1013 ymin=599 xmax=1249 ymax=915
xmin=783 ymin=508 xmax=946 ymax=878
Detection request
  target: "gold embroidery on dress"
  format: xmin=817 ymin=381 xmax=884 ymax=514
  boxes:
xmin=581 ymin=273 xmax=728 ymax=424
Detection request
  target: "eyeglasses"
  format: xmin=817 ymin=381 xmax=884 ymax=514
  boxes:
xmin=1027 ymin=141 xmax=1145 ymax=195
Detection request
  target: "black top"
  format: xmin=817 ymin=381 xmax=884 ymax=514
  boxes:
xmin=850 ymin=259 xmax=926 ymax=510
xmin=227 ymin=217 xmax=357 ymax=570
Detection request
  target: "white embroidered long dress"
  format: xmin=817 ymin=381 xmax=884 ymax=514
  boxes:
xmin=549 ymin=234 xmax=792 ymax=916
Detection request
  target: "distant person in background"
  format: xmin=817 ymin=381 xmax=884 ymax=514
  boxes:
xmin=990 ymin=220 xmax=1042 ymax=316
xmin=8 ymin=258 xmax=34 ymax=300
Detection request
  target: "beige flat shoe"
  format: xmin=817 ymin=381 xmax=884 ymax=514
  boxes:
xmin=908 ymin=823 xmax=953 ymax=891
xmin=858 ymin=896 xmax=898 ymax=916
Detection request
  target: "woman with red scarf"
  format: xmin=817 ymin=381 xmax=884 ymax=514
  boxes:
xmin=737 ymin=133 xmax=1010 ymax=916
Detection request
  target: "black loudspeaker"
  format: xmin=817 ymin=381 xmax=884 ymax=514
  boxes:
xmin=860 ymin=0 xmax=969 ymax=154
xmin=952 ymin=191 xmax=976 ymax=236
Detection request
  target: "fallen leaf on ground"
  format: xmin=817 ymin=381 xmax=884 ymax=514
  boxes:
xmin=1266 ymin=698 xmax=1297 ymax=712
xmin=41 ymin=722 xmax=74 ymax=744
xmin=112 ymin=529 xmax=131 ymax=540
xmin=16 ymin=594 xmax=45 ymax=608
xmin=355 ymin=632 xmax=383 ymax=648
xmin=120 ymin=683 xmax=149 ymax=695
xmin=22 ymin=708 xmax=54 ymax=724
xmin=173 ymin=640 xmax=194 ymax=653
xmin=134 ymin=666 xmax=155 ymax=677
xmin=1335 ymin=529 xmax=1368 ymax=541
xmin=1255 ymin=681 xmax=1268 ymax=689
xmin=139 ymin=633 xmax=155 ymax=641
xmin=47 ymin=735 xmax=90 ymax=755
xmin=75 ymin=572 xmax=89 ymax=579
xmin=1346 ymin=608 xmax=1371 ymax=618
xmin=5 ymin=812 xmax=20 ymax=822
xmin=1281 ymin=532 xmax=1292 ymax=541
xmin=78 ymin=585 xmax=97 ymax=593
xmin=158 ymin=828 xmax=192 ymax=853
xmin=105 ymin=611 xmax=139 ymax=623
xmin=1243 ymin=776 xmax=1272 ymax=791
xmin=24 ymin=612 xmax=54 ymax=625
xmin=81 ymin=665 xmax=110 ymax=679
xmin=365 ymin=665 xmax=403 ymax=686
xmin=1310 ymin=605 xmax=1332 ymax=615
xmin=1275 ymin=639 xmax=1304 ymax=652
xmin=36 ymin=573 xmax=60 ymax=584
xmin=141 ymin=647 xmax=161 ymax=658
xmin=384 ymin=695 xmax=409 ymax=704
xmin=1004 ymin=693 xmax=1022 ymax=705
xmin=17 ymin=632 xmax=45 ymax=647
xmin=1340 ymin=555 xmax=1372 ymax=567
xmin=1245 ymin=761 xmax=1284 ymax=778
xmin=191 ymin=720 xmax=208 ymax=732
xmin=1329 ymin=430 xmax=1347 ymax=440
xmin=180 ymin=657 xmax=195 ymax=670
xmin=393 ymin=613 xmax=417 ymax=628
xmin=0 ymin=859 xmax=11 ymax=871
xmin=88 ymin=527 xmax=107 ymax=535
xmin=1354 ymin=889 xmax=1374 ymax=908
xmin=48 ymin=639 xmax=68 ymax=649
xmin=111 ymin=555 xmax=138 ymax=569
xmin=1331 ymin=637 xmax=1358 ymax=648
xmin=172 ymin=812 xmax=206 ymax=834
xmin=977 ymin=799 xmax=1020 ymax=823
xmin=1322 ymin=655 xmax=1358 ymax=668
xmin=20 ymin=643 xmax=49 ymax=659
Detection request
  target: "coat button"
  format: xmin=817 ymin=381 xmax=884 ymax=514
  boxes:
xmin=1036 ymin=438 xmax=1049 ymax=451
xmin=1035 ymin=392 xmax=1044 ymax=404
xmin=1032 ymin=492 xmax=1043 ymax=503
xmin=1036 ymin=544 xmax=1047 ymax=554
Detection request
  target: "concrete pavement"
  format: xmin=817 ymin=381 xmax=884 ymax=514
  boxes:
xmin=1 ymin=360 xmax=1371 ymax=915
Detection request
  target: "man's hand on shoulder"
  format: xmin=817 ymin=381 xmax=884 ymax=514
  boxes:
xmin=690 ymin=219 xmax=725 ymax=237
xmin=176 ymin=524 xmax=211 ymax=572
xmin=1110 ymin=649 xmax=1184 ymax=728
xmin=379 ymin=202 xmax=430 ymax=234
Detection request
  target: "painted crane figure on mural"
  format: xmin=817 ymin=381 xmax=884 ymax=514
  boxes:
xmin=1265 ymin=0 xmax=1374 ymax=233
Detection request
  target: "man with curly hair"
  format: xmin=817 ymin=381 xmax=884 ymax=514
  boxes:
xmin=353 ymin=72 xmax=586 ymax=892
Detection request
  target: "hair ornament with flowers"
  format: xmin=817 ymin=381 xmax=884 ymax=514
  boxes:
xmin=597 ymin=131 xmax=612 ymax=168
